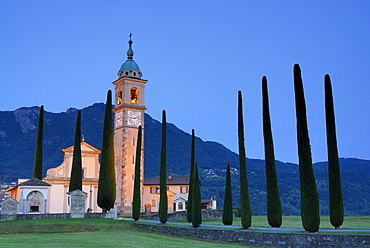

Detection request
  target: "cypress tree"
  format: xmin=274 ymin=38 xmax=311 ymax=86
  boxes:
xmin=159 ymin=110 xmax=168 ymax=224
xmin=325 ymin=74 xmax=344 ymax=229
xmin=222 ymin=162 xmax=233 ymax=225
xmin=293 ymin=64 xmax=320 ymax=232
xmin=187 ymin=129 xmax=196 ymax=223
xmin=69 ymin=110 xmax=82 ymax=192
xmin=262 ymin=76 xmax=282 ymax=228
xmin=192 ymin=163 xmax=202 ymax=228
xmin=97 ymin=90 xmax=116 ymax=212
xmin=32 ymin=105 xmax=44 ymax=180
xmin=238 ymin=90 xmax=252 ymax=229
xmin=132 ymin=125 xmax=143 ymax=221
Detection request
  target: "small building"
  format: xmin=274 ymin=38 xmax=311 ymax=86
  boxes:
xmin=7 ymin=178 xmax=51 ymax=214
xmin=143 ymin=174 xmax=190 ymax=213
xmin=143 ymin=173 xmax=217 ymax=213
xmin=202 ymin=195 xmax=217 ymax=210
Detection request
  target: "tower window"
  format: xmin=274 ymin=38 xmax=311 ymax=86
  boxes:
xmin=117 ymin=88 xmax=123 ymax=104
xmin=130 ymin=87 xmax=139 ymax=104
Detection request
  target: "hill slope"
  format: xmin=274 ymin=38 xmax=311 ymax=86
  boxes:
xmin=0 ymin=104 xmax=369 ymax=215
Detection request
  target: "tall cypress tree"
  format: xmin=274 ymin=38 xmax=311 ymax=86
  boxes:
xmin=32 ymin=105 xmax=44 ymax=180
xmin=192 ymin=163 xmax=202 ymax=228
xmin=187 ymin=129 xmax=196 ymax=223
xmin=132 ymin=125 xmax=143 ymax=221
xmin=325 ymin=74 xmax=344 ymax=229
xmin=159 ymin=110 xmax=168 ymax=224
xmin=98 ymin=90 xmax=116 ymax=212
xmin=222 ymin=162 xmax=233 ymax=225
xmin=262 ymin=76 xmax=282 ymax=228
xmin=293 ymin=64 xmax=320 ymax=232
xmin=238 ymin=90 xmax=252 ymax=229
xmin=69 ymin=110 xmax=82 ymax=192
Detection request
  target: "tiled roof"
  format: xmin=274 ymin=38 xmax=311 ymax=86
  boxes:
xmin=18 ymin=178 xmax=51 ymax=187
xmin=144 ymin=176 xmax=189 ymax=185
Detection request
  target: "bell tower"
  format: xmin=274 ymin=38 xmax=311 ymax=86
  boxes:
xmin=113 ymin=35 xmax=147 ymax=215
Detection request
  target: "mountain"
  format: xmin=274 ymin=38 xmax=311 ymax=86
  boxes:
xmin=0 ymin=103 xmax=369 ymax=216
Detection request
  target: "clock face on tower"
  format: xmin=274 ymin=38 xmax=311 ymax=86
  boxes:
xmin=128 ymin=111 xmax=141 ymax=126
xmin=115 ymin=112 xmax=123 ymax=128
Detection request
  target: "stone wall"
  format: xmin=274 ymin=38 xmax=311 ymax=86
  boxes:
xmin=144 ymin=209 xmax=224 ymax=220
xmin=135 ymin=223 xmax=370 ymax=248
xmin=0 ymin=198 xmax=19 ymax=215
xmin=0 ymin=213 xmax=70 ymax=221
xmin=85 ymin=212 xmax=115 ymax=219
xmin=0 ymin=212 xmax=114 ymax=221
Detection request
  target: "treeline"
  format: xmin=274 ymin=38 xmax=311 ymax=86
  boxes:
xmin=230 ymin=64 xmax=343 ymax=231
xmin=132 ymin=64 xmax=345 ymax=232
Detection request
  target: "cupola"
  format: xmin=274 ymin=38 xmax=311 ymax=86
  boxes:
xmin=118 ymin=34 xmax=142 ymax=79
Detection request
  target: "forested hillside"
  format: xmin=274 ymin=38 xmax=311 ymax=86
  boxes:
xmin=0 ymin=104 xmax=369 ymax=215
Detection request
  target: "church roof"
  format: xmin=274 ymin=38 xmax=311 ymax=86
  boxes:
xmin=62 ymin=141 xmax=101 ymax=154
xmin=144 ymin=176 xmax=190 ymax=185
xmin=18 ymin=178 xmax=51 ymax=187
xmin=120 ymin=59 xmax=141 ymax=72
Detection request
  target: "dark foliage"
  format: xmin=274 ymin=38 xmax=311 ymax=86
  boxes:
xmin=132 ymin=125 xmax=143 ymax=221
xmin=222 ymin=162 xmax=233 ymax=225
xmin=69 ymin=110 xmax=82 ymax=192
xmin=32 ymin=105 xmax=44 ymax=180
xmin=262 ymin=77 xmax=282 ymax=227
xmin=159 ymin=110 xmax=168 ymax=224
xmin=192 ymin=163 xmax=202 ymax=228
xmin=97 ymin=90 xmax=116 ymax=212
xmin=325 ymin=74 xmax=344 ymax=228
xmin=293 ymin=64 xmax=320 ymax=232
xmin=238 ymin=91 xmax=252 ymax=229
xmin=187 ymin=129 xmax=196 ymax=223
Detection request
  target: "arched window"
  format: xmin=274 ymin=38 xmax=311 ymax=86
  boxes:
xmin=117 ymin=88 xmax=123 ymax=104
xmin=130 ymin=87 xmax=139 ymax=104
xmin=27 ymin=191 xmax=43 ymax=213
xmin=178 ymin=202 xmax=183 ymax=210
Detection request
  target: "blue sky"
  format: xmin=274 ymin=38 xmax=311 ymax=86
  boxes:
xmin=1 ymin=1 xmax=369 ymax=164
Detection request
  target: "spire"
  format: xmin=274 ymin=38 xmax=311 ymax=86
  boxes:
xmin=127 ymin=33 xmax=134 ymax=59
xmin=118 ymin=32 xmax=142 ymax=79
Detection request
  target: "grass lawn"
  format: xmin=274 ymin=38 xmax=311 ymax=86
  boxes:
xmin=196 ymin=215 xmax=370 ymax=230
xmin=0 ymin=218 xmax=253 ymax=247
xmin=0 ymin=216 xmax=368 ymax=247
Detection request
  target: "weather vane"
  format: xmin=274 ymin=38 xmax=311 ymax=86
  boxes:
xmin=129 ymin=32 xmax=133 ymax=41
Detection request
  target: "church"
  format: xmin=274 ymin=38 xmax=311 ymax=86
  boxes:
xmin=5 ymin=36 xmax=216 ymax=216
